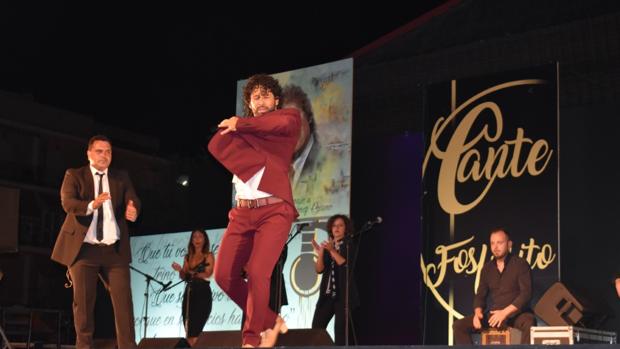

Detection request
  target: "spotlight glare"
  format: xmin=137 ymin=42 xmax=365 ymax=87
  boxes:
xmin=176 ymin=175 xmax=190 ymax=187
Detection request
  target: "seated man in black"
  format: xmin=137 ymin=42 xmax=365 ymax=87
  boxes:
xmin=453 ymin=228 xmax=536 ymax=345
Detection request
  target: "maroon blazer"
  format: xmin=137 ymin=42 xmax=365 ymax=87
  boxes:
xmin=51 ymin=166 xmax=141 ymax=267
xmin=208 ymin=107 xmax=301 ymax=217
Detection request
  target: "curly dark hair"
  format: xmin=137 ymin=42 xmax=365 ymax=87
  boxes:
xmin=326 ymin=214 xmax=353 ymax=239
xmin=242 ymin=74 xmax=282 ymax=117
xmin=281 ymin=84 xmax=316 ymax=135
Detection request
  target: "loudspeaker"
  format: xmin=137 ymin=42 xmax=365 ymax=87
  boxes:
xmin=534 ymin=282 xmax=609 ymax=328
xmin=276 ymin=329 xmax=334 ymax=346
xmin=137 ymin=337 xmax=189 ymax=348
xmin=194 ymin=330 xmax=241 ymax=347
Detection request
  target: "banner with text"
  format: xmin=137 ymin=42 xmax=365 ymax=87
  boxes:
xmin=421 ymin=64 xmax=559 ymax=344
xmin=130 ymin=221 xmax=333 ymax=342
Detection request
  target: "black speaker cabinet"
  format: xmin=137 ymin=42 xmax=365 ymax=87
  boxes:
xmin=194 ymin=330 xmax=241 ymax=347
xmin=276 ymin=329 xmax=334 ymax=346
xmin=534 ymin=281 xmax=609 ymax=328
xmin=137 ymin=337 xmax=189 ymax=348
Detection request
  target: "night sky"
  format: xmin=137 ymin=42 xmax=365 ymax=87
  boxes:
xmin=1 ymin=2 xmax=446 ymax=156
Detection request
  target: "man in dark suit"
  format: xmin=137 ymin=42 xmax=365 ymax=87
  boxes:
xmin=51 ymin=135 xmax=140 ymax=349
xmin=208 ymin=74 xmax=300 ymax=347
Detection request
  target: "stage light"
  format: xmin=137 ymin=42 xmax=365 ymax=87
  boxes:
xmin=176 ymin=175 xmax=190 ymax=187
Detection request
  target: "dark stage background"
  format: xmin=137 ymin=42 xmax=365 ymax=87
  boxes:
xmin=1 ymin=0 xmax=620 ymax=345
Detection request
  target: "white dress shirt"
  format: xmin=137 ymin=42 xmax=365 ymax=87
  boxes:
xmin=232 ymin=166 xmax=272 ymax=200
xmin=84 ymin=166 xmax=120 ymax=245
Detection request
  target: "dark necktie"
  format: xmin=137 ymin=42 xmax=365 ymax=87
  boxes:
xmin=96 ymin=172 xmax=104 ymax=241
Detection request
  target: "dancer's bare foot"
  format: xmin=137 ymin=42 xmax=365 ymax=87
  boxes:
xmin=187 ymin=336 xmax=197 ymax=347
xmin=276 ymin=315 xmax=288 ymax=334
xmin=259 ymin=328 xmax=278 ymax=348
xmin=259 ymin=315 xmax=288 ymax=347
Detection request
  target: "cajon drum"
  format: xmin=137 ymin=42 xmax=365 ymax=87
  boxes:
xmin=481 ymin=327 xmax=522 ymax=345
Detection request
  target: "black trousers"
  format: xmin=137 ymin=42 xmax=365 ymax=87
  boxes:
xmin=453 ymin=311 xmax=536 ymax=345
xmin=312 ymin=297 xmax=347 ymax=345
xmin=182 ymin=279 xmax=213 ymax=337
xmin=69 ymin=243 xmax=136 ymax=349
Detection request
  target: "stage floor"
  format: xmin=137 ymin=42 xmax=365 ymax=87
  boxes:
xmin=7 ymin=343 xmax=619 ymax=349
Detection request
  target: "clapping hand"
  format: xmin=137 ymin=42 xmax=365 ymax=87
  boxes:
xmin=171 ymin=262 xmax=182 ymax=272
xmin=322 ymin=237 xmax=335 ymax=252
xmin=311 ymin=239 xmax=323 ymax=254
xmin=93 ymin=192 xmax=111 ymax=209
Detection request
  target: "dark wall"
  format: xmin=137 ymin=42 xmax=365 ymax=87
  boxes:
xmin=350 ymin=133 xmax=423 ymax=344
xmin=3 ymin=0 xmax=620 ymax=344
xmin=352 ymin=0 xmax=620 ymax=339
xmin=560 ymin=103 xmax=620 ymax=330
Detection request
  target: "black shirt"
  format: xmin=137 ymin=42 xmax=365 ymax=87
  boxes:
xmin=473 ymin=253 xmax=532 ymax=312
xmin=316 ymin=240 xmax=359 ymax=308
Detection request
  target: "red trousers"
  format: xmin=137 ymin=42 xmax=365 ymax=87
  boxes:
xmin=214 ymin=201 xmax=294 ymax=346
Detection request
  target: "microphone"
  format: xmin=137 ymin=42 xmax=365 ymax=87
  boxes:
xmin=367 ymin=216 xmax=383 ymax=226
xmin=297 ymin=222 xmax=311 ymax=229
xmin=161 ymin=281 xmax=172 ymax=291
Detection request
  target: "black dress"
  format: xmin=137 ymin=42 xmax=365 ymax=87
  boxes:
xmin=182 ymin=255 xmax=213 ymax=337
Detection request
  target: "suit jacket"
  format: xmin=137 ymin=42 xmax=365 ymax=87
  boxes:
xmin=51 ymin=165 xmax=141 ymax=267
xmin=208 ymin=108 xmax=301 ymax=217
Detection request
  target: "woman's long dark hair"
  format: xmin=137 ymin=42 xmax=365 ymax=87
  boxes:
xmin=186 ymin=229 xmax=210 ymax=258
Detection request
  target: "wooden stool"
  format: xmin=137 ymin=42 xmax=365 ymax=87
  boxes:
xmin=481 ymin=327 xmax=522 ymax=345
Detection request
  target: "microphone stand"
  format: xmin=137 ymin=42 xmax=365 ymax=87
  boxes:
xmin=0 ymin=312 xmax=10 ymax=349
xmin=274 ymin=222 xmax=308 ymax=312
xmin=129 ymin=265 xmax=169 ymax=339
xmin=0 ymin=269 xmax=11 ymax=349
xmin=166 ymin=279 xmax=185 ymax=291
xmin=343 ymin=220 xmax=379 ymax=346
